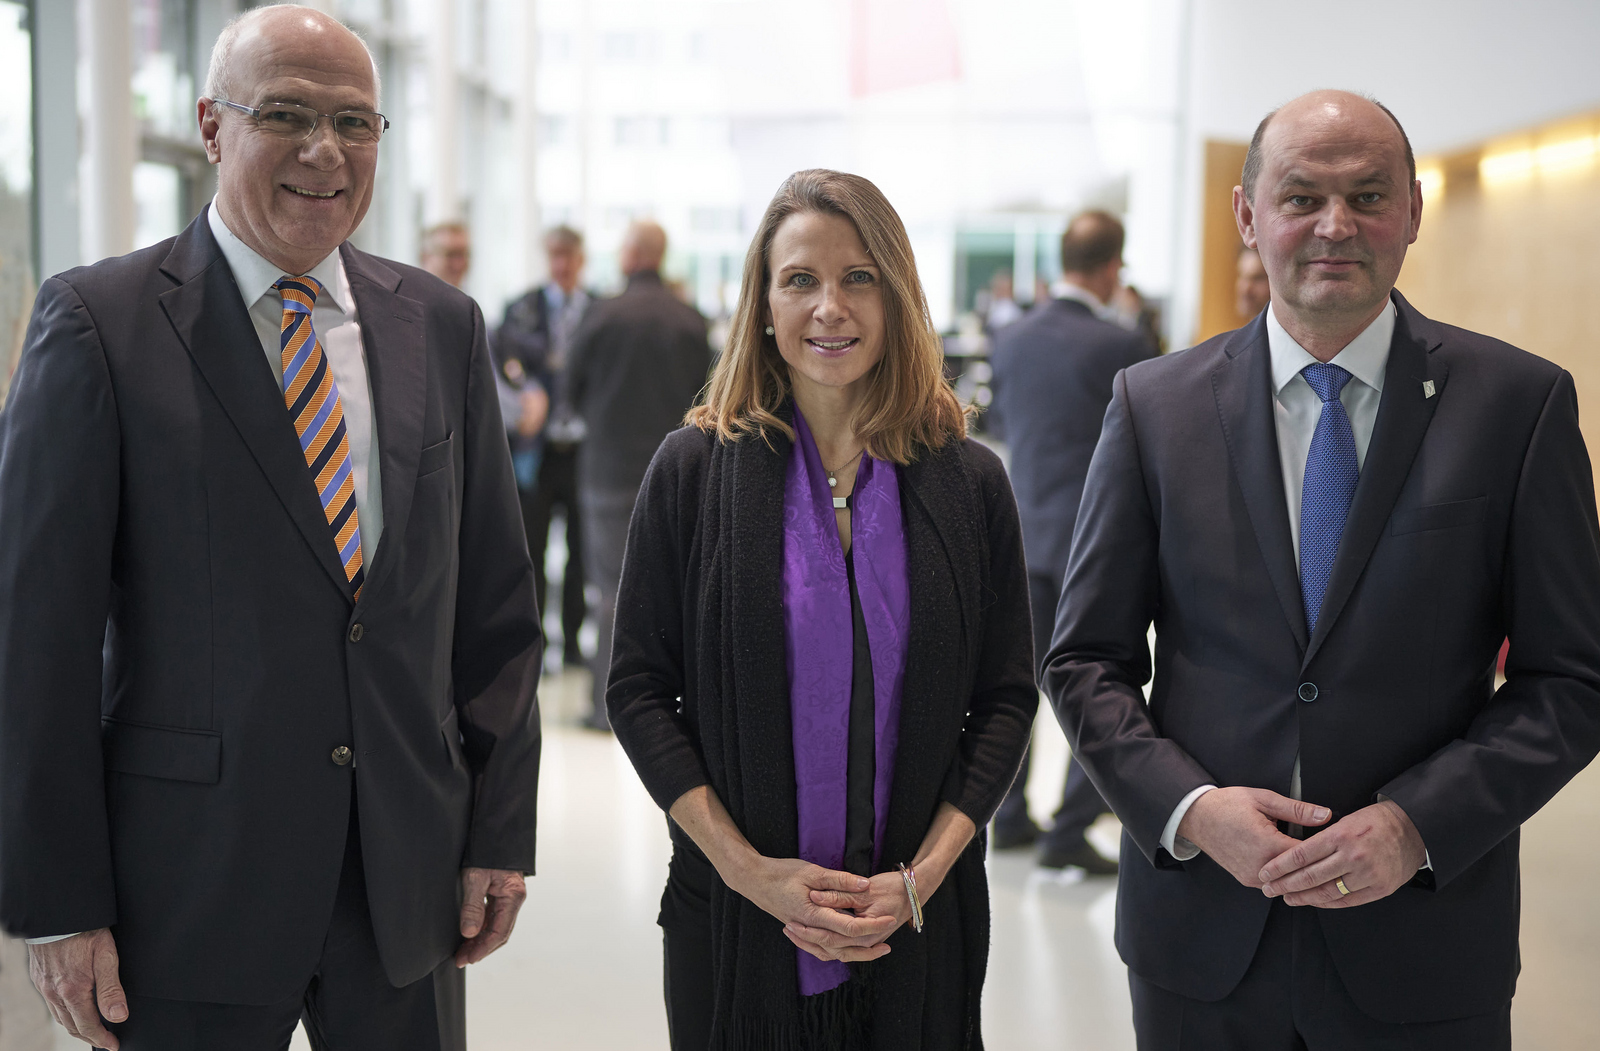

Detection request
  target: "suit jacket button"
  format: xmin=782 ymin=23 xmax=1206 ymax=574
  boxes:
xmin=332 ymin=746 xmax=353 ymax=766
xmin=1298 ymin=682 xmax=1319 ymax=703
xmin=348 ymin=623 xmax=364 ymax=643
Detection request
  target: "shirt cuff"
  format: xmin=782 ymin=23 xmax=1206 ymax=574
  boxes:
xmin=1161 ymin=785 xmax=1217 ymax=861
xmin=24 ymin=933 xmax=81 ymax=945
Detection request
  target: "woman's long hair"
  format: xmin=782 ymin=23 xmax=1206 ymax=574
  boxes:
xmin=687 ymin=169 xmax=968 ymax=464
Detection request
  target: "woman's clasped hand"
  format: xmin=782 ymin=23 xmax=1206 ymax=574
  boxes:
xmin=733 ymin=857 xmax=903 ymax=963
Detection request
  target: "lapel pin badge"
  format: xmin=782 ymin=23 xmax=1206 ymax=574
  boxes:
xmin=1422 ymin=380 xmax=1436 ymax=399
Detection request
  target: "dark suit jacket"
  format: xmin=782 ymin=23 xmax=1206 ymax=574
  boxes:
xmin=0 ymin=210 xmax=543 ymax=1004
xmin=1043 ymin=292 xmax=1600 ymax=1023
xmin=566 ymin=271 xmax=710 ymax=497
xmin=492 ymin=282 xmax=597 ymax=404
xmin=990 ymin=297 xmax=1155 ymax=579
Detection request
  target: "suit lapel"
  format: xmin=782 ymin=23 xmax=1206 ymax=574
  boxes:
xmin=158 ymin=212 xmax=353 ymax=599
xmin=1212 ymin=316 xmax=1309 ymax=652
xmin=341 ymin=244 xmax=427 ymax=609
xmin=1303 ymin=293 xmax=1447 ymax=666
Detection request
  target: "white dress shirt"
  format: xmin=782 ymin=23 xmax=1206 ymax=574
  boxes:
xmin=26 ymin=210 xmax=387 ymax=946
xmin=1160 ymin=302 xmax=1395 ymax=860
xmin=207 ymin=202 xmax=383 ymax=561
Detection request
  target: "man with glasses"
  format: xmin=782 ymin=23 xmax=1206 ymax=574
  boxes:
xmin=0 ymin=7 xmax=542 ymax=1050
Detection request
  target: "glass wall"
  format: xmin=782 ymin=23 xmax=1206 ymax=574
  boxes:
xmin=0 ymin=0 xmax=30 ymax=406
xmin=131 ymin=0 xmax=220 ymax=250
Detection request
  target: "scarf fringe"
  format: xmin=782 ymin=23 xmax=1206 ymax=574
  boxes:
xmin=714 ymin=973 xmax=875 ymax=1051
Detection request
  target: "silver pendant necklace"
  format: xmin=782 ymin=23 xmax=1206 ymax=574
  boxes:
xmin=825 ymin=449 xmax=863 ymax=489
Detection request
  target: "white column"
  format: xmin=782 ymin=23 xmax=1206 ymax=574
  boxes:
xmin=1012 ymin=220 xmax=1037 ymax=306
xmin=425 ymin=0 xmax=461 ymax=224
xmin=34 ymin=0 xmax=80 ymax=277
xmin=516 ymin=0 xmax=542 ymax=286
xmin=80 ymin=0 xmax=136 ymax=263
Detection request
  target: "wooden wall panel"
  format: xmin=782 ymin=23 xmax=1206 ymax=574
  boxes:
xmin=1196 ymin=139 xmax=1250 ymax=344
xmin=1397 ymin=112 xmax=1600 ymax=460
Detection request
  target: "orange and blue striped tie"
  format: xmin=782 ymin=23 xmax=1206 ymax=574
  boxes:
xmin=275 ymin=276 xmax=365 ymax=599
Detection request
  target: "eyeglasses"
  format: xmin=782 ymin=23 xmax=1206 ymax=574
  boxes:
xmin=212 ymin=99 xmax=390 ymax=147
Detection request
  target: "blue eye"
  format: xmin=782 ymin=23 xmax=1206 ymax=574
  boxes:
xmin=791 ymin=273 xmax=815 ymax=287
xmin=846 ymin=270 xmax=873 ymax=284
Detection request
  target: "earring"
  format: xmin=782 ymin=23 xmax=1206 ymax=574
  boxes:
xmin=765 ymin=325 xmax=775 ymax=336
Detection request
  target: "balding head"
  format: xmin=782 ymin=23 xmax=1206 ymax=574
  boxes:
xmin=1242 ymin=90 xmax=1412 ymax=203
xmin=206 ymin=5 xmax=380 ymax=106
xmin=619 ymin=220 xmax=667 ymax=277
xmin=1231 ymin=89 xmax=1423 ymax=359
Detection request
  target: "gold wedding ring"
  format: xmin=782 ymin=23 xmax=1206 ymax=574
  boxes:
xmin=1335 ymin=878 xmax=1351 ymax=897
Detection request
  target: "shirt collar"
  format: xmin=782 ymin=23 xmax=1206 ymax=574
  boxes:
xmin=1050 ymin=279 xmax=1107 ymax=311
xmin=207 ymin=199 xmax=354 ymax=316
xmin=1266 ymin=298 xmax=1393 ymax=396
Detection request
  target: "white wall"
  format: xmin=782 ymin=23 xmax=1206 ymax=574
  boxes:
xmin=1170 ymin=0 xmax=1600 ymax=347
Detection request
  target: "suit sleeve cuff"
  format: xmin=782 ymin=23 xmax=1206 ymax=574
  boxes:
xmin=24 ymin=933 xmax=82 ymax=944
xmin=1375 ymin=792 xmax=1431 ymax=871
xmin=1161 ymin=785 xmax=1217 ymax=861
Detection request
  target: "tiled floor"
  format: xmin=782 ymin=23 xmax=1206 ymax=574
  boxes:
xmin=11 ymin=667 xmax=1597 ymax=1049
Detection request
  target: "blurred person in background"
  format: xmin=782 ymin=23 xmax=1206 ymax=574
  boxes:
xmin=989 ymin=210 xmax=1155 ymax=874
xmin=419 ymin=221 xmax=471 ymax=290
xmin=567 ymin=220 xmax=710 ymax=731
xmin=978 ymin=271 xmax=1024 ymax=333
xmin=421 ymin=222 xmax=551 ymax=485
xmin=1236 ymin=243 xmax=1271 ymax=320
xmin=1111 ymin=283 xmax=1165 ymax=354
xmin=0 ymin=8 xmax=542 ymax=1049
xmin=422 ymin=221 xmax=551 ymax=539
xmin=608 ymin=168 xmax=1034 ymax=1050
xmin=1047 ymin=89 xmax=1600 ymax=1050
xmin=495 ymin=226 xmax=594 ymax=669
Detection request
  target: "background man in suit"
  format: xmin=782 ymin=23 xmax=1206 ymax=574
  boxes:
xmin=567 ymin=220 xmax=710 ymax=731
xmin=1045 ymin=90 xmax=1600 ymax=1048
xmin=989 ymin=211 xmax=1154 ymax=873
xmin=0 ymin=7 xmax=543 ymax=1049
xmin=494 ymin=226 xmax=594 ymax=670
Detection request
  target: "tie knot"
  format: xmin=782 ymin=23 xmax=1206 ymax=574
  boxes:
xmin=275 ymin=275 xmax=325 ymax=314
xmin=1302 ymin=362 xmax=1353 ymax=403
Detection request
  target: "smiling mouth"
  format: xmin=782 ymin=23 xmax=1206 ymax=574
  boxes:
xmin=806 ymin=337 xmax=859 ymax=352
xmin=285 ymin=185 xmax=340 ymax=199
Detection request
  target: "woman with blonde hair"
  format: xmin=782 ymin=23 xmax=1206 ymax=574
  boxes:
xmin=608 ymin=169 xmax=1036 ymax=1049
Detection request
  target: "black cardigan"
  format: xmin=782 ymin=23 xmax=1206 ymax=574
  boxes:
xmin=608 ymin=422 xmax=1037 ymax=1050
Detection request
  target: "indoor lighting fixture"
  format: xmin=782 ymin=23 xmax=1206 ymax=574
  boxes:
xmin=1417 ymin=167 xmax=1445 ymax=200
xmin=1480 ymin=133 xmax=1600 ymax=185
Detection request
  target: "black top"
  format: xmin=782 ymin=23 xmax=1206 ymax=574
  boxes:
xmin=608 ymin=418 xmax=1037 ymax=1048
xmin=842 ymin=547 xmax=877 ymax=879
xmin=662 ymin=545 xmax=879 ymax=932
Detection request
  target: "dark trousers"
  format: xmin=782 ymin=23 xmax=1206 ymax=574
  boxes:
xmin=663 ymin=926 xmax=714 ymax=1051
xmin=1130 ymin=901 xmax=1510 ymax=1050
xmin=582 ymin=487 xmax=636 ymax=728
xmin=993 ymin=570 xmax=1111 ymax=848
xmin=520 ymin=441 xmax=586 ymax=664
xmin=107 ymin=801 xmax=464 ymax=1051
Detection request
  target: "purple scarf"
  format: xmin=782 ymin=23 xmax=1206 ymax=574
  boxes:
xmin=783 ymin=407 xmax=910 ymax=997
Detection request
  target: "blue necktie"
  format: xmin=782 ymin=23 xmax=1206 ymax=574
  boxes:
xmin=1299 ymin=363 xmax=1357 ymax=634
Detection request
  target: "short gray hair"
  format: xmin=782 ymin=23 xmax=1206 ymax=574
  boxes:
xmin=204 ymin=4 xmax=381 ymax=105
